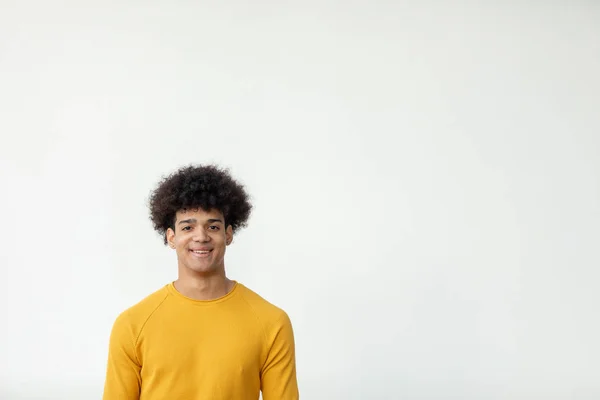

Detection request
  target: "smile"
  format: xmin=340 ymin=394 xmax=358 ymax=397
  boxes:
xmin=189 ymin=249 xmax=212 ymax=258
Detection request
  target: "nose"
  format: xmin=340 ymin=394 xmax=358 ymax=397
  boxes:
xmin=192 ymin=229 xmax=210 ymax=242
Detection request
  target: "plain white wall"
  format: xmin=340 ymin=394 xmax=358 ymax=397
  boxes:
xmin=1 ymin=1 xmax=599 ymax=399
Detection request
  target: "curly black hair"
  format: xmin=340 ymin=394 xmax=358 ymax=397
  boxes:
xmin=148 ymin=164 xmax=252 ymax=245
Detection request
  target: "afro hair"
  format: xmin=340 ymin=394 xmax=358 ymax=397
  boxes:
xmin=148 ymin=164 xmax=252 ymax=245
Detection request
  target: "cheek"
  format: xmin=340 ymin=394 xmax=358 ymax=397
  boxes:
xmin=174 ymin=236 xmax=189 ymax=249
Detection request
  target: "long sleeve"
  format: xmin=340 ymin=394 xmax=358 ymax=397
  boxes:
xmin=261 ymin=312 xmax=299 ymax=400
xmin=102 ymin=311 xmax=142 ymax=400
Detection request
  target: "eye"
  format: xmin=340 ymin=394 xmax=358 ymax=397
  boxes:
xmin=182 ymin=226 xmax=192 ymax=231
xmin=209 ymin=225 xmax=220 ymax=231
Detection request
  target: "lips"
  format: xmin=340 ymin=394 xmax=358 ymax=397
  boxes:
xmin=189 ymin=249 xmax=212 ymax=258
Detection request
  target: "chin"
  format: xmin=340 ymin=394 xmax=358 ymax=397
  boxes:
xmin=188 ymin=264 xmax=214 ymax=272
xmin=185 ymin=263 xmax=218 ymax=274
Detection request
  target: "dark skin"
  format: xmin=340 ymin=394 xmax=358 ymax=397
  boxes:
xmin=166 ymin=208 xmax=235 ymax=300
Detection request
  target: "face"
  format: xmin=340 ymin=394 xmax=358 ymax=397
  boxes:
xmin=166 ymin=208 xmax=233 ymax=276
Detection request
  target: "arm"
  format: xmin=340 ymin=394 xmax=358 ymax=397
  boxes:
xmin=102 ymin=311 xmax=142 ymax=400
xmin=261 ymin=312 xmax=299 ymax=400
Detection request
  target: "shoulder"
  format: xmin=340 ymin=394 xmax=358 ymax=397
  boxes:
xmin=111 ymin=285 xmax=170 ymax=338
xmin=237 ymin=284 xmax=292 ymax=328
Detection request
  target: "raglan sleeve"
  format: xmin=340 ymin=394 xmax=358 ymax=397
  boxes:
xmin=260 ymin=311 xmax=299 ymax=400
xmin=102 ymin=311 xmax=142 ymax=400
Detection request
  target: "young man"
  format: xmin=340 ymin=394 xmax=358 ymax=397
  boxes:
xmin=102 ymin=165 xmax=299 ymax=400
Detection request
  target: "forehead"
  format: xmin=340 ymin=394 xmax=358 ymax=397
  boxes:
xmin=175 ymin=208 xmax=224 ymax=222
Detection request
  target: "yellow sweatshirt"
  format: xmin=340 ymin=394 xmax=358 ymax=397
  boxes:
xmin=102 ymin=282 xmax=299 ymax=400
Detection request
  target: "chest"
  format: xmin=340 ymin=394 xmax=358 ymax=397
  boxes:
xmin=138 ymin=310 xmax=265 ymax=379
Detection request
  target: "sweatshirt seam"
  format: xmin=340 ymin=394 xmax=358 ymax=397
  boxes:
xmin=167 ymin=282 xmax=240 ymax=306
xmin=239 ymin=290 xmax=288 ymax=374
xmin=133 ymin=289 xmax=170 ymax=364
xmin=238 ymin=290 xmax=270 ymax=371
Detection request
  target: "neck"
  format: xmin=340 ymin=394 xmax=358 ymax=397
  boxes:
xmin=174 ymin=269 xmax=234 ymax=301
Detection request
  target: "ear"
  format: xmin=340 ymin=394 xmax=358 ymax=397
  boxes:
xmin=166 ymin=228 xmax=176 ymax=249
xmin=225 ymin=225 xmax=233 ymax=246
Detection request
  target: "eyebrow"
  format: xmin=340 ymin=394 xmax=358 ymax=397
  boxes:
xmin=178 ymin=218 xmax=223 ymax=225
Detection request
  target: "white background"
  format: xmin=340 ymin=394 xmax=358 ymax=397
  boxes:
xmin=1 ymin=1 xmax=599 ymax=399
